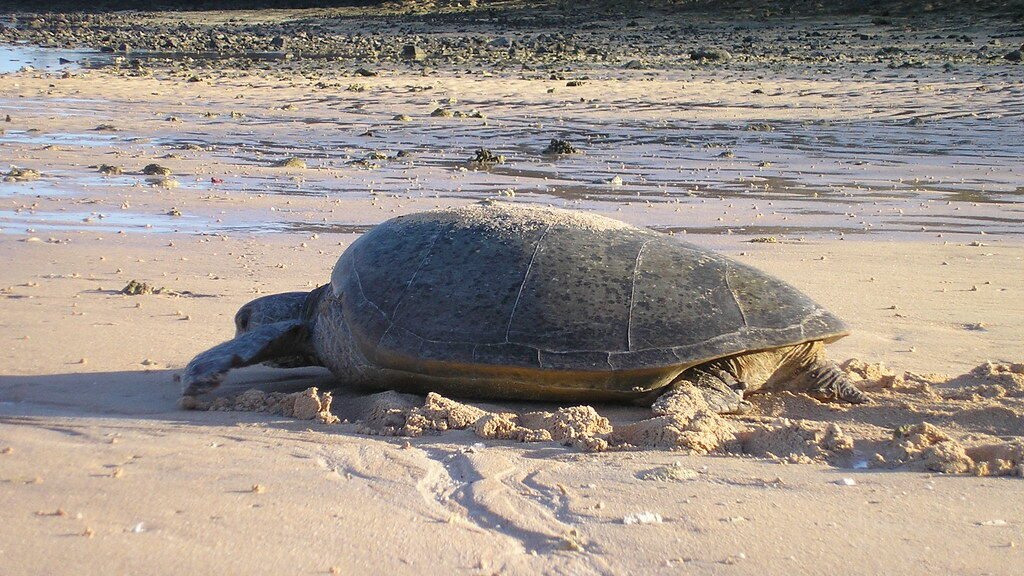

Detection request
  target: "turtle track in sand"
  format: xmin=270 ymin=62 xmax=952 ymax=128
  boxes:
xmin=192 ymin=360 xmax=1024 ymax=477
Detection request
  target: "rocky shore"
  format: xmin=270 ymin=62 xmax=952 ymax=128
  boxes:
xmin=1 ymin=1 xmax=1022 ymax=78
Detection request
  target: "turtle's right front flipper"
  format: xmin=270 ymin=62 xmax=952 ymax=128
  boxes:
xmin=179 ymin=321 xmax=308 ymax=402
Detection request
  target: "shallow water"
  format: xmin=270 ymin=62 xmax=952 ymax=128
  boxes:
xmin=153 ymin=108 xmax=1024 ymax=238
xmin=0 ymin=208 xmax=207 ymax=235
xmin=2 ymin=52 xmax=1022 ymax=239
xmin=0 ymin=44 xmax=295 ymax=75
xmin=0 ymin=45 xmax=115 ymax=74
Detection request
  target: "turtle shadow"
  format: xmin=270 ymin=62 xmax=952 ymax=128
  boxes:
xmin=0 ymin=366 xmax=332 ymax=427
xmin=0 ymin=364 xmax=631 ymax=426
xmin=0 ymin=365 xmax=623 ymax=437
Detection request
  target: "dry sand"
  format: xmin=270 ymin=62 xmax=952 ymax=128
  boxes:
xmin=2 ymin=24 xmax=1024 ymax=575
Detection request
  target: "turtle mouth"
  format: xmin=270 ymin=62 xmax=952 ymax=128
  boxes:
xmin=263 ymin=355 xmax=320 ymax=369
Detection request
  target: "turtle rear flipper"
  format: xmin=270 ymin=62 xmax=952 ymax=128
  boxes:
xmin=805 ymin=361 xmax=869 ymax=404
xmin=179 ymin=321 xmax=309 ymax=401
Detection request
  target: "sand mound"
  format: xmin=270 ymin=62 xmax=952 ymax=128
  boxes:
xmin=189 ymin=361 xmax=1024 ymax=475
xmin=941 ymin=362 xmax=1024 ymax=400
xmin=518 ymin=406 xmax=613 ymax=451
xmin=875 ymin=423 xmax=1023 ymax=476
xmin=357 ymin=392 xmax=610 ymax=451
xmin=198 ymin=386 xmax=737 ymax=454
xmin=741 ymin=420 xmax=854 ymax=464
xmin=840 ymin=358 xmax=903 ymax=388
xmin=188 ymin=387 xmax=340 ymax=424
xmin=637 ymin=462 xmax=700 ymax=482
xmin=614 ymin=386 xmax=737 ymax=452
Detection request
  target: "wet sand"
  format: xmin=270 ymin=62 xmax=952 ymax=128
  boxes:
xmin=2 ymin=4 xmax=1024 ymax=575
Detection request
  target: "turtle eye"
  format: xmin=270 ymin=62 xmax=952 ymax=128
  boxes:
xmin=235 ymin=307 xmax=252 ymax=333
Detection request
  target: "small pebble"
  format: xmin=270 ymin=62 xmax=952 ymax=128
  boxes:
xmin=623 ymin=512 xmax=663 ymax=525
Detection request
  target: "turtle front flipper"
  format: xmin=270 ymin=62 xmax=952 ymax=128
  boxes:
xmin=179 ymin=321 xmax=309 ymax=401
xmin=805 ymin=361 xmax=869 ymax=404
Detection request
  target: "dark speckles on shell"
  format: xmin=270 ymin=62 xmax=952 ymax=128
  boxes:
xmin=332 ymin=204 xmax=847 ymax=386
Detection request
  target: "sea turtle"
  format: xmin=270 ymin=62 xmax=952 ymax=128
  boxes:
xmin=179 ymin=203 xmax=866 ymax=413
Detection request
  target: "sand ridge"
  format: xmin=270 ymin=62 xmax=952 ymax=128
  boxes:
xmin=194 ymin=361 xmax=1024 ymax=476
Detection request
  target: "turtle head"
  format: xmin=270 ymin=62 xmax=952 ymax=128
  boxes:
xmin=234 ymin=291 xmax=311 ymax=336
xmin=233 ymin=289 xmax=324 ymax=368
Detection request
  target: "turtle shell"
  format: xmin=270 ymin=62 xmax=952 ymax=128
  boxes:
xmin=330 ymin=204 xmax=847 ymax=395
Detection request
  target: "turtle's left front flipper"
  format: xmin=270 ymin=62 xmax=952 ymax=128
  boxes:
xmin=179 ymin=321 xmax=309 ymax=401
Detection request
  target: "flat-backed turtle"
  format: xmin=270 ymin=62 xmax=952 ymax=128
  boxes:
xmin=179 ymin=203 xmax=866 ymax=413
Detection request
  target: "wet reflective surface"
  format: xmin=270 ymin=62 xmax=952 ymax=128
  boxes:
xmin=0 ymin=45 xmax=115 ymax=74
xmin=2 ymin=54 xmax=1022 ymax=239
xmin=0 ymin=208 xmax=205 ymax=234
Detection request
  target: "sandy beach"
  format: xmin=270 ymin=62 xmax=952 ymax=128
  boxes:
xmin=2 ymin=2 xmax=1023 ymax=574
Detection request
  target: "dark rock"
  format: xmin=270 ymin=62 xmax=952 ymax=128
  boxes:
xmin=876 ymin=46 xmax=906 ymax=56
xmin=543 ymin=139 xmax=579 ymax=155
xmin=402 ymin=44 xmax=426 ymax=61
xmin=354 ymin=67 xmax=377 ymax=77
xmin=142 ymin=164 xmax=172 ymax=176
xmin=690 ymin=47 xmax=732 ymax=62
xmin=1005 ymin=50 xmax=1022 ymax=62
xmin=121 ymin=280 xmax=156 ymax=296
xmin=4 ymin=167 xmax=40 ymax=181
xmin=471 ymin=149 xmax=504 ymax=165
